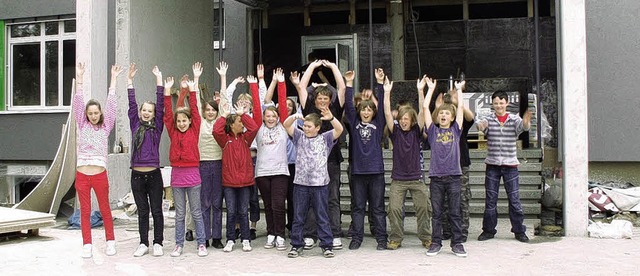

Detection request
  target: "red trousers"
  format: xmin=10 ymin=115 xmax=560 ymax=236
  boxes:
xmin=76 ymin=171 xmax=115 ymax=244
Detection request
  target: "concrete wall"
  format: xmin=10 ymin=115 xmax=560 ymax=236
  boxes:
xmin=585 ymin=0 xmax=640 ymax=162
xmin=0 ymin=0 xmax=74 ymax=19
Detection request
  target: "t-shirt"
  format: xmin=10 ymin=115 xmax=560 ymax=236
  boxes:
xmin=390 ymin=123 xmax=423 ymax=181
xmin=292 ymin=128 xmax=337 ymax=186
xmin=255 ymin=124 xmax=290 ymax=177
xmin=344 ymin=86 xmax=384 ymax=175
xmin=427 ymin=122 xmax=462 ymax=177
xmin=302 ymin=87 xmax=344 ymax=163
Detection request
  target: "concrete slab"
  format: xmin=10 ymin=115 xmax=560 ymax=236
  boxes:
xmin=0 ymin=207 xmax=55 ymax=234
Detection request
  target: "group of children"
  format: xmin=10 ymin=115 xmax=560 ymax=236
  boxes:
xmin=73 ymin=59 xmax=531 ymax=259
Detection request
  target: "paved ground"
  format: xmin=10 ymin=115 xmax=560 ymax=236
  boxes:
xmin=1 ymin=215 xmax=639 ymax=275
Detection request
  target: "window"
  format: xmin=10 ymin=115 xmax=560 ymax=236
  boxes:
xmin=213 ymin=3 xmax=225 ymax=49
xmin=6 ymin=19 xmax=76 ymax=111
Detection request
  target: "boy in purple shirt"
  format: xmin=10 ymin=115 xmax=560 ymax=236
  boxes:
xmin=422 ymin=77 xmax=467 ymax=257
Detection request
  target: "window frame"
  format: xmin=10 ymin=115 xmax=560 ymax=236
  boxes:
xmin=5 ymin=19 xmax=76 ymax=112
xmin=213 ymin=2 xmax=225 ymax=50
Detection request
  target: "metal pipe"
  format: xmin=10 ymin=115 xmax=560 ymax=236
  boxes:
xmin=219 ymin=0 xmax=224 ymax=61
xmin=369 ymin=0 xmax=373 ymax=90
xmin=534 ymin=0 xmax=542 ymax=148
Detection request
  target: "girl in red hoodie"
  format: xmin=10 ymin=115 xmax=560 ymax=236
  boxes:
xmin=163 ymin=77 xmax=208 ymax=258
xmin=213 ymin=90 xmax=260 ymax=253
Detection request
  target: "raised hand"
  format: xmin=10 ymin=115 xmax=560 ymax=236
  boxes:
xmin=246 ymin=75 xmax=257 ymax=83
xmin=426 ymin=76 xmax=437 ymax=91
xmin=233 ymin=76 xmax=245 ymax=84
xmin=344 ymin=71 xmax=355 ymax=82
xmin=235 ymin=102 xmax=246 ymax=116
xmin=216 ymin=61 xmax=228 ymax=76
xmin=454 ymin=80 xmax=465 ymax=91
xmin=180 ymin=74 xmax=189 ymax=88
xmin=186 ymin=80 xmax=197 ymax=91
xmin=309 ymin=59 xmax=323 ymax=69
xmin=274 ymin=68 xmax=285 ymax=82
xmin=417 ymin=75 xmax=427 ymax=91
xmin=127 ymin=63 xmax=138 ymax=83
xmin=152 ymin=66 xmax=162 ymax=78
xmin=319 ymin=106 xmax=334 ymax=120
xmin=362 ymin=89 xmax=373 ymax=100
xmin=375 ymin=68 xmax=385 ymax=84
xmin=435 ymin=92 xmax=444 ymax=109
xmin=220 ymin=102 xmax=231 ymax=117
xmin=164 ymin=76 xmax=174 ymax=96
xmin=383 ymin=76 xmax=393 ymax=93
xmin=192 ymin=62 xmax=203 ymax=79
xmin=257 ymin=64 xmax=265 ymax=79
xmin=289 ymin=71 xmax=300 ymax=85
xmin=321 ymin=60 xmax=336 ymax=68
xmin=76 ymin=62 xmax=85 ymax=83
xmin=111 ymin=64 xmax=123 ymax=78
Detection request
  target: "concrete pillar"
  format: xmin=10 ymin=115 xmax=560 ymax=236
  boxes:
xmin=558 ymin=0 xmax=589 ymax=237
xmin=115 ymin=0 xmax=132 ymax=146
xmin=76 ymin=0 xmax=109 ymax=102
xmin=389 ymin=0 xmax=404 ymax=80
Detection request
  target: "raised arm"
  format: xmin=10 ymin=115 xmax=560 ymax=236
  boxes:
xmin=216 ymin=61 xmax=229 ymax=113
xmin=522 ymin=110 xmax=532 ymax=130
xmin=383 ymin=76 xmax=395 ymax=134
xmin=320 ymin=106 xmax=343 ymax=140
xmin=284 ymin=113 xmax=303 ymax=137
xmin=163 ymin=77 xmax=175 ymax=131
xmin=274 ymin=68 xmax=289 ymax=124
xmin=323 ymin=60 xmax=346 ymax=107
xmin=247 ymin=75 xmax=262 ymax=126
xmin=299 ymin=60 xmax=323 ymax=108
xmin=344 ymin=70 xmax=356 ymax=125
xmin=421 ymin=75 xmax=434 ymax=129
xmin=264 ymin=69 xmax=278 ymax=105
xmin=103 ymin=64 xmax=122 ymax=131
xmin=289 ymin=71 xmax=306 ymax=107
xmin=257 ymin=64 xmax=268 ymax=104
xmin=454 ymin=80 xmax=465 ymax=129
xmin=186 ymin=80 xmax=201 ymax=132
xmin=73 ymin=62 xmax=87 ymax=127
xmin=226 ymin=76 xmax=244 ymax=113
xmin=192 ymin=62 xmax=204 ymax=115
xmin=127 ymin=63 xmax=139 ymax=129
xmin=152 ymin=66 xmax=165 ymax=131
xmin=176 ymin=75 xmax=189 ymax=108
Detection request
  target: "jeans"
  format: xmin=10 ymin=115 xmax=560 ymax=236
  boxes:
xmin=290 ymin=184 xmax=333 ymax=249
xmin=430 ymin=175 xmax=464 ymax=246
xmin=256 ymin=175 xmax=288 ymax=238
xmin=224 ymin=186 xmax=251 ymax=242
xmin=441 ymin=166 xmax=471 ymax=239
xmin=199 ymin=160 xmax=223 ymax=240
xmin=76 ymin=170 xmax=114 ymax=245
xmin=388 ymin=179 xmax=432 ymax=243
xmin=482 ymin=164 xmax=526 ymax=235
xmin=304 ymin=161 xmax=342 ymax=239
xmin=173 ymin=185 xmax=206 ymax=246
xmin=350 ymin=173 xmax=387 ymax=243
xmin=131 ymin=169 xmax=164 ymax=246
xmin=249 ymin=157 xmax=260 ymax=223
xmin=286 ymin=164 xmax=296 ymax=230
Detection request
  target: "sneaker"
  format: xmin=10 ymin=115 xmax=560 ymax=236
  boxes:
xmin=197 ymin=244 xmax=209 ymax=257
xmin=421 ymin=239 xmax=432 ymax=249
xmin=288 ymin=247 xmax=303 ymax=258
xmin=211 ymin=239 xmax=224 ymax=249
xmin=81 ymin=244 xmax=93 ymax=258
xmin=332 ymin=237 xmax=343 ymax=250
xmin=322 ymin=248 xmax=335 ymax=258
xmin=387 ymin=240 xmax=402 ymax=250
xmin=185 ymin=230 xmax=194 ymax=241
xmin=170 ymin=245 xmax=183 ymax=257
xmin=250 ymin=229 xmax=257 ymax=240
xmin=242 ymin=240 xmax=252 ymax=252
xmin=152 ymin=243 xmax=163 ymax=256
xmin=275 ymin=236 xmax=287 ymax=251
xmin=223 ymin=240 xmax=235 ymax=252
xmin=376 ymin=241 xmax=387 ymax=250
xmin=452 ymin=243 xmax=467 ymax=257
xmin=264 ymin=235 xmax=275 ymax=249
xmin=478 ymin=232 xmax=495 ymax=241
xmin=106 ymin=240 xmax=117 ymax=256
xmin=515 ymin=233 xmax=530 ymax=243
xmin=303 ymin=238 xmax=316 ymax=250
xmin=348 ymin=240 xmax=361 ymax=250
xmin=133 ymin=244 xmax=148 ymax=257
xmin=425 ymin=243 xmax=442 ymax=256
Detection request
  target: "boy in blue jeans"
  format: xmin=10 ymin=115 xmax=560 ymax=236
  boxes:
xmin=476 ymin=91 xmax=531 ymax=243
xmin=284 ymin=108 xmax=344 ymax=258
xmin=422 ymin=77 xmax=467 ymax=257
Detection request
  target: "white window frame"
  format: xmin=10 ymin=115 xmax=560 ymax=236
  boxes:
xmin=213 ymin=2 xmax=225 ymax=49
xmin=6 ymin=19 xmax=76 ymax=112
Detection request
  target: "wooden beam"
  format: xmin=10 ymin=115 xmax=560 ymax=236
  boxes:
xmin=463 ymin=0 xmax=469 ymax=20
xmin=390 ymin=0 xmax=405 ymax=79
xmin=304 ymin=0 xmax=311 ymax=26
xmin=349 ymin=0 xmax=356 ymax=25
xmin=528 ymin=0 xmax=534 ymax=17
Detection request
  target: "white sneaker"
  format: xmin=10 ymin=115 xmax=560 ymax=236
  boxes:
xmin=170 ymin=245 xmax=183 ymax=257
xmin=133 ymin=244 xmax=148 ymax=257
xmin=223 ymin=240 xmax=234 ymax=252
xmin=242 ymin=240 xmax=252 ymax=252
xmin=303 ymin=238 xmax=316 ymax=250
xmin=275 ymin=236 xmax=287 ymax=251
xmin=264 ymin=235 xmax=275 ymax=249
xmin=152 ymin=243 xmax=163 ymax=256
xmin=332 ymin=238 xmax=343 ymax=250
xmin=106 ymin=240 xmax=117 ymax=256
xmin=197 ymin=244 xmax=208 ymax=257
xmin=81 ymin=244 xmax=93 ymax=258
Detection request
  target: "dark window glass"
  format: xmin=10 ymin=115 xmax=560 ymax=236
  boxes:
xmin=13 ymin=44 xmax=42 ymax=106
xmin=45 ymin=22 xmax=59 ymax=35
xmin=213 ymin=8 xmax=225 ymax=43
xmin=63 ymin=40 xmax=76 ymax=106
xmin=11 ymin=23 xmax=41 ymax=38
xmin=355 ymin=8 xmax=387 ymax=24
xmin=469 ymin=2 xmax=528 ymax=19
xmin=64 ymin=20 xmax=76 ymax=33
xmin=46 ymin=41 xmax=59 ymax=106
